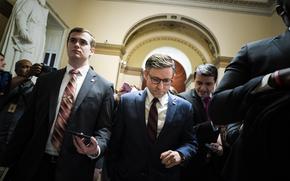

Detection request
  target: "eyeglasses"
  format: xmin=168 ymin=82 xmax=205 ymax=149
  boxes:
xmin=149 ymin=74 xmax=172 ymax=85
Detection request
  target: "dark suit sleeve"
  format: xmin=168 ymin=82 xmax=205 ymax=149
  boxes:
xmin=208 ymin=45 xmax=264 ymax=125
xmin=107 ymin=97 xmax=123 ymax=158
xmin=95 ymin=84 xmax=115 ymax=155
xmin=176 ymin=103 xmax=198 ymax=162
xmin=106 ymin=96 xmax=125 ymax=179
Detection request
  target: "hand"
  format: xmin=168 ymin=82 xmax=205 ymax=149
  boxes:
xmin=269 ymin=68 xmax=290 ymax=89
xmin=160 ymin=150 xmax=182 ymax=168
xmin=72 ymin=136 xmax=99 ymax=156
xmin=28 ymin=63 xmax=42 ymax=77
xmin=208 ymin=142 xmax=223 ymax=156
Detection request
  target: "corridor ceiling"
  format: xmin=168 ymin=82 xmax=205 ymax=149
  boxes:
xmin=102 ymin=0 xmax=276 ymax=15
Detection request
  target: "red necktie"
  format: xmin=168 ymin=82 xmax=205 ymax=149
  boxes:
xmin=203 ymin=96 xmax=211 ymax=111
xmin=51 ymin=69 xmax=79 ymax=152
xmin=147 ymin=98 xmax=159 ymax=143
xmin=203 ymin=96 xmax=211 ymax=119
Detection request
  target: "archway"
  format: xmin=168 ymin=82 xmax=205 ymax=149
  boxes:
xmin=117 ymin=14 xmax=220 ymax=91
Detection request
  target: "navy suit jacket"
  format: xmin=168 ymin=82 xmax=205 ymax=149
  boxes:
xmin=108 ymin=90 xmax=197 ymax=181
xmin=1 ymin=67 xmax=114 ymax=181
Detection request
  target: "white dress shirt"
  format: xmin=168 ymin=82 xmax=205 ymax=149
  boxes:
xmin=45 ymin=64 xmax=89 ymax=156
xmin=145 ymin=88 xmax=169 ymax=137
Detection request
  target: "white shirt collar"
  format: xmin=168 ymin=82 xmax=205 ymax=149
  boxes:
xmin=66 ymin=64 xmax=90 ymax=76
xmin=146 ymin=88 xmax=168 ymax=106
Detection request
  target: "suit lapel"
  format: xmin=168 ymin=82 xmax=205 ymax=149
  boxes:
xmin=48 ymin=68 xmax=66 ymax=129
xmin=72 ymin=68 xmax=96 ymax=112
xmin=136 ymin=91 xmax=147 ymax=136
xmin=158 ymin=94 xmax=177 ymax=140
xmin=193 ymin=90 xmax=208 ymax=122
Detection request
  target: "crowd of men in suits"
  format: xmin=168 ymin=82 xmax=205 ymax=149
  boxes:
xmin=0 ymin=0 xmax=289 ymax=180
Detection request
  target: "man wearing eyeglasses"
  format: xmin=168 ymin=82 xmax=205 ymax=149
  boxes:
xmin=107 ymin=54 xmax=197 ymax=181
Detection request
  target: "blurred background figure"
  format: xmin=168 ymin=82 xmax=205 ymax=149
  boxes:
xmin=0 ymin=60 xmax=55 ymax=153
xmin=0 ymin=60 xmax=56 ymax=179
xmin=0 ymin=53 xmax=12 ymax=97
xmin=179 ymin=63 xmax=224 ymax=181
xmin=0 ymin=59 xmax=33 ymax=154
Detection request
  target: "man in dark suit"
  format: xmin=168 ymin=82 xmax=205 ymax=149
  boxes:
xmin=107 ymin=54 xmax=197 ymax=181
xmin=179 ymin=64 xmax=223 ymax=181
xmin=0 ymin=27 xmax=114 ymax=181
xmin=208 ymin=0 xmax=290 ymax=180
xmin=0 ymin=53 xmax=12 ymax=97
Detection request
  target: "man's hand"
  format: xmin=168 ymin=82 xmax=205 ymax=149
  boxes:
xmin=160 ymin=150 xmax=182 ymax=168
xmin=73 ymin=136 xmax=99 ymax=157
xmin=207 ymin=142 xmax=223 ymax=156
xmin=269 ymin=68 xmax=290 ymax=89
xmin=28 ymin=63 xmax=42 ymax=77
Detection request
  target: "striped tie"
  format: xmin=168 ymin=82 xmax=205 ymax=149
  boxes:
xmin=147 ymin=98 xmax=159 ymax=143
xmin=51 ymin=69 xmax=79 ymax=152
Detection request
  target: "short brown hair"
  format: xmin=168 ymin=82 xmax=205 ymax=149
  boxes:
xmin=67 ymin=27 xmax=96 ymax=47
xmin=145 ymin=54 xmax=176 ymax=73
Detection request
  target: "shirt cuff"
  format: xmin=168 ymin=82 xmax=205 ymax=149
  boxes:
xmin=252 ymin=73 xmax=273 ymax=93
xmin=87 ymin=144 xmax=101 ymax=159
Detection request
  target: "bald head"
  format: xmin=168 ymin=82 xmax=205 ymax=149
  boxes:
xmin=15 ymin=59 xmax=32 ymax=77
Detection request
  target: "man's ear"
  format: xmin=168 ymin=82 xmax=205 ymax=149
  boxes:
xmin=143 ymin=70 xmax=149 ymax=81
xmin=90 ymin=47 xmax=96 ymax=55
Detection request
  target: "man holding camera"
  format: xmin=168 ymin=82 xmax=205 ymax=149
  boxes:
xmin=0 ymin=60 xmax=55 ymax=152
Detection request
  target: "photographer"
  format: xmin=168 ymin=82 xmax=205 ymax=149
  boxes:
xmin=0 ymin=53 xmax=12 ymax=97
xmin=0 ymin=60 xmax=56 ymax=153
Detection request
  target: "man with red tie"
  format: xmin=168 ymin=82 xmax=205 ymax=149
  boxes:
xmin=179 ymin=64 xmax=223 ymax=181
xmin=0 ymin=27 xmax=114 ymax=181
xmin=107 ymin=54 xmax=197 ymax=181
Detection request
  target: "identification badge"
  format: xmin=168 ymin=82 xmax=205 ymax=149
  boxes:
xmin=7 ymin=104 xmax=17 ymax=113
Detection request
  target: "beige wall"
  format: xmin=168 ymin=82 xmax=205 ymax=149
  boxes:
xmin=89 ymin=54 xmax=120 ymax=85
xmin=46 ymin=0 xmax=286 ymax=87
xmin=47 ymin=0 xmax=80 ymax=26
xmin=47 ymin=0 xmax=285 ymax=56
